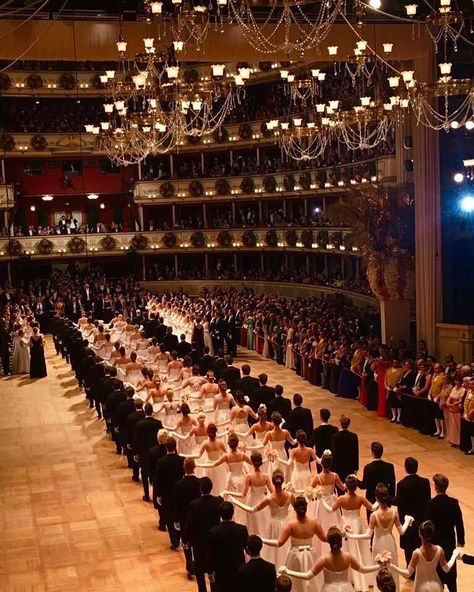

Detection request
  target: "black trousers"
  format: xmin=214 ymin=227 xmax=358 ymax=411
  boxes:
xmin=161 ymin=501 xmax=180 ymax=547
xmin=192 ymin=546 xmax=214 ymax=592
xmin=437 ymin=559 xmax=457 ymax=592
xmin=0 ymin=349 xmax=10 ymax=374
xmin=126 ymin=449 xmax=139 ymax=479
xmin=139 ymin=458 xmax=150 ymax=499
xmin=180 ymin=529 xmax=194 ymax=575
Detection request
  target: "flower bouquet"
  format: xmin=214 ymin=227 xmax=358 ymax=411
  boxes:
xmin=30 ymin=134 xmax=48 ymax=151
xmin=129 ymin=233 xmax=149 ymax=250
xmin=189 ymin=180 xmax=204 ymax=197
xmin=215 ymin=178 xmax=230 ymax=196
xmin=238 ymin=123 xmax=253 ymax=140
xmin=375 ymin=550 xmax=392 ymax=566
xmin=217 ymin=230 xmax=232 ymax=247
xmin=99 ymin=234 xmax=117 ymax=251
xmin=160 ymin=181 xmax=175 ymax=198
xmin=191 ymin=231 xmax=205 ymax=248
xmin=242 ymin=229 xmax=256 ymax=248
xmin=263 ymin=175 xmax=277 ymax=193
xmin=212 ymin=126 xmax=229 ymax=143
xmin=36 ymin=238 xmax=54 ymax=255
xmin=265 ymin=448 xmax=279 ymax=462
xmin=67 ymin=236 xmax=86 ymax=254
xmin=265 ymin=229 xmax=278 ymax=247
xmin=162 ymin=232 xmax=177 ymax=248
xmin=313 ymin=485 xmax=324 ymax=499
xmin=240 ymin=176 xmax=255 ymax=194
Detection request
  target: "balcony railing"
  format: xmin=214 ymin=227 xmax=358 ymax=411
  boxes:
xmin=134 ymin=156 xmax=397 ymax=202
xmin=0 ymin=228 xmax=361 ymax=259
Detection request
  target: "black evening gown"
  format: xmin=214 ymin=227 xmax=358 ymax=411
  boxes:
xmin=30 ymin=336 xmax=47 ymax=378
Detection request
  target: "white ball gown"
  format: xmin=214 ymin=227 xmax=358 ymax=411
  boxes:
xmin=313 ymin=477 xmax=342 ymax=554
xmin=285 ymin=537 xmax=323 ymax=592
xmin=320 ymin=567 xmax=355 ymax=592
xmin=261 ymin=496 xmax=292 ymax=568
xmin=246 ymin=483 xmax=270 ymax=535
xmin=342 ymin=509 xmax=373 ymax=591
xmin=410 ymin=547 xmax=445 ymax=592
xmin=202 ymin=449 xmax=228 ymax=495
xmin=372 ymin=511 xmax=400 ymax=591
xmin=12 ymin=335 xmax=30 ymax=374
xmin=291 ymin=459 xmax=312 ymax=492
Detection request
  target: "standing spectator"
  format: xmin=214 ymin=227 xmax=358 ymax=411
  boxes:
xmin=331 ymin=414 xmax=359 ymax=483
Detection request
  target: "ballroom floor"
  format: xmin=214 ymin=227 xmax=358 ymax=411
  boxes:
xmin=1 ymin=339 xmax=473 ymax=592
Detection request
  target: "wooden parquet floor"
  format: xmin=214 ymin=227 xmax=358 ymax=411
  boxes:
xmin=0 ymin=338 xmax=473 ymax=592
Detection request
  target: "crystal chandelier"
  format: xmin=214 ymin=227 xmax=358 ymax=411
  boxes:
xmin=227 ymin=0 xmax=343 ymax=57
xmin=85 ymin=36 xmax=243 ymax=165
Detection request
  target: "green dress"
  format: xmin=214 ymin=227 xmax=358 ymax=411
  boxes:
xmin=246 ymin=316 xmax=255 ymax=350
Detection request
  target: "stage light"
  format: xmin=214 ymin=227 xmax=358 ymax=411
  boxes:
xmin=465 ymin=120 xmax=474 ymax=130
xmin=450 ymin=121 xmax=460 ymax=129
xmin=369 ymin=0 xmax=381 ymax=8
xmin=453 ymin=172 xmax=464 ymax=183
xmin=460 ymin=195 xmax=474 ymax=213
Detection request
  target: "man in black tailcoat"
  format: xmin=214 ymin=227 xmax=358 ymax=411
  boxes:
xmin=133 ymin=402 xmax=162 ymax=502
xmin=331 ymin=414 xmax=359 ymax=483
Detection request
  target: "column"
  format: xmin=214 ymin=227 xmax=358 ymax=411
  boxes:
xmin=205 ymin=253 xmax=209 ymax=277
xmin=170 ymin=154 xmax=174 ymax=177
xmin=141 ymin=254 xmax=146 ymax=280
xmin=203 ymin=203 xmax=207 ymax=227
xmin=138 ymin=205 xmax=144 ymax=231
xmin=231 ymin=201 xmax=236 ymax=223
xmin=322 ymin=197 xmax=326 ymax=213
xmin=306 ymin=254 xmax=310 ymax=274
xmin=138 ymin=161 xmax=142 ymax=181
xmin=282 ymin=199 xmax=287 ymax=217
xmin=172 ymin=204 xmax=176 ymax=227
xmin=303 ymin=199 xmax=308 ymax=217
xmin=260 ymin=253 xmax=264 ymax=274
xmin=200 ymin=152 xmax=205 ymax=175
xmin=256 ymin=147 xmax=260 ymax=167
xmin=413 ymin=53 xmax=441 ymax=351
xmin=380 ymin=300 xmax=411 ymax=346
xmin=324 ymin=254 xmax=328 ymax=278
xmin=340 ymin=255 xmax=345 ymax=280
xmin=258 ymin=201 xmax=263 ymax=222
xmin=233 ymin=252 xmax=237 ymax=271
xmin=174 ymin=253 xmax=178 ymax=279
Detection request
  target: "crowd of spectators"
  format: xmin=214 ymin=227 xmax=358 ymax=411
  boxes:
xmin=8 ymin=218 xmax=132 ymax=237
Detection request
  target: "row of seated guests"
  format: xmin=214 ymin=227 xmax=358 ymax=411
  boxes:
xmin=49 ymin=309 xmax=473 ymax=592
xmin=14 ymin=219 xmax=132 ymax=237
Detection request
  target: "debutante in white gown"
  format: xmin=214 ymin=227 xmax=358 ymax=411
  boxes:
xmin=194 ymin=435 xmax=207 ymax=478
xmin=342 ymin=509 xmax=373 ymax=591
xmin=246 ymin=484 xmax=269 ymax=536
xmin=285 ymin=537 xmax=322 ymax=592
xmin=261 ymin=496 xmax=291 ymax=568
xmin=411 ymin=547 xmax=444 ymax=592
xmin=204 ymin=449 xmax=228 ymax=496
xmin=176 ymin=423 xmax=195 ymax=456
xmin=203 ymin=321 xmax=214 ymax=356
xmin=321 ymin=567 xmax=354 ymax=592
xmin=12 ymin=336 xmax=30 ymax=374
xmin=372 ymin=512 xmax=399 ymax=591
xmin=291 ymin=460 xmax=312 ymax=492
xmin=313 ymin=477 xmax=341 ymax=554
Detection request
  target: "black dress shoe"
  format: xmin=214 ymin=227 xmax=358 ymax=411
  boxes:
xmin=158 ymin=524 xmax=167 ymax=532
xmin=142 ymin=495 xmax=151 ymax=502
xmin=132 ymin=476 xmax=140 ymax=482
xmin=170 ymin=543 xmax=179 ymax=551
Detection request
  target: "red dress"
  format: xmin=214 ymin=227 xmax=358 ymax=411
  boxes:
xmin=240 ymin=326 xmax=247 ymax=348
xmin=375 ymin=358 xmax=391 ymax=418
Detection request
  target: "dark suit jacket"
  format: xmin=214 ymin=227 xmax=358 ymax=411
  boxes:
xmin=462 ymin=554 xmax=474 ymax=565
xmin=208 ymin=521 xmax=249 ymax=591
xmin=185 ymin=494 xmax=224 ymax=548
xmin=133 ymin=416 xmax=163 ymax=457
xmin=155 ymin=453 xmax=184 ymax=507
xmin=331 ymin=429 xmax=359 ymax=481
xmin=174 ymin=474 xmax=201 ymax=529
xmin=125 ymin=409 xmax=146 ymax=447
xmin=199 ymin=354 xmax=215 ymax=375
xmin=252 ymin=385 xmax=276 ymax=410
xmin=287 ymin=406 xmax=314 ymax=438
xmin=311 ymin=423 xmax=339 ymax=457
xmin=267 ymin=396 xmax=292 ymax=422
xmin=163 ymin=333 xmax=179 ymax=352
xmin=213 ymin=357 xmax=227 ymax=380
xmin=234 ymin=375 xmax=260 ymax=399
xmin=395 ymin=473 xmax=431 ymax=550
xmin=426 ymin=493 xmax=465 ymax=553
xmin=221 ymin=365 xmax=241 ymax=392
xmin=116 ymin=398 xmax=137 ymax=445
xmin=238 ymin=557 xmax=276 ymax=592
xmin=359 ymin=459 xmax=396 ymax=503
xmin=177 ymin=340 xmax=192 ymax=359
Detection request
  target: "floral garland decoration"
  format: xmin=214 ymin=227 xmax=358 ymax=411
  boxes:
xmin=260 ymin=121 xmax=273 ymax=139
xmin=263 ymin=175 xmax=276 ymax=193
xmin=6 ymin=239 xmax=22 ymax=256
xmin=162 ymin=232 xmax=177 ymax=248
xmin=160 ymin=182 xmax=175 ymax=198
xmin=26 ymin=73 xmax=43 ymax=90
xmin=285 ymin=229 xmax=298 ymax=247
xmin=240 ymin=176 xmax=255 ymax=194
xmin=299 ymin=172 xmax=311 ymax=191
xmin=67 ymin=236 xmax=86 ymax=254
xmin=129 ymin=233 xmax=149 ymax=250
xmin=36 ymin=238 xmax=54 ymax=255
xmin=0 ymin=134 xmax=15 ymax=152
xmin=242 ymin=229 xmax=256 ymax=247
xmin=265 ymin=229 xmax=278 ymax=247
xmin=0 ymin=73 xmax=11 ymax=91
xmin=212 ymin=127 xmax=229 ymax=143
xmin=301 ymin=230 xmax=314 ymax=249
xmin=99 ymin=234 xmax=117 ymax=251
xmin=217 ymin=230 xmax=232 ymax=247
xmin=238 ymin=123 xmax=253 ymax=140
xmin=283 ymin=173 xmax=296 ymax=192
xmin=30 ymin=134 xmax=48 ymax=151
xmin=215 ymin=178 xmax=230 ymax=196
xmin=58 ymin=72 xmax=76 ymax=90
xmin=189 ymin=180 xmax=204 ymax=197
xmin=191 ymin=231 xmax=206 ymax=248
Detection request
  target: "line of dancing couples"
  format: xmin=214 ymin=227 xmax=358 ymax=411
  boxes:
xmin=49 ymin=309 xmax=474 ymax=592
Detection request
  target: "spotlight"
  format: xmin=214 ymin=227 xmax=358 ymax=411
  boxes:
xmin=453 ymin=172 xmax=464 ymax=183
xmin=369 ymin=0 xmax=381 ymax=8
xmin=460 ymin=195 xmax=474 ymax=213
xmin=465 ymin=120 xmax=474 ymax=130
xmin=450 ymin=121 xmax=460 ymax=129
